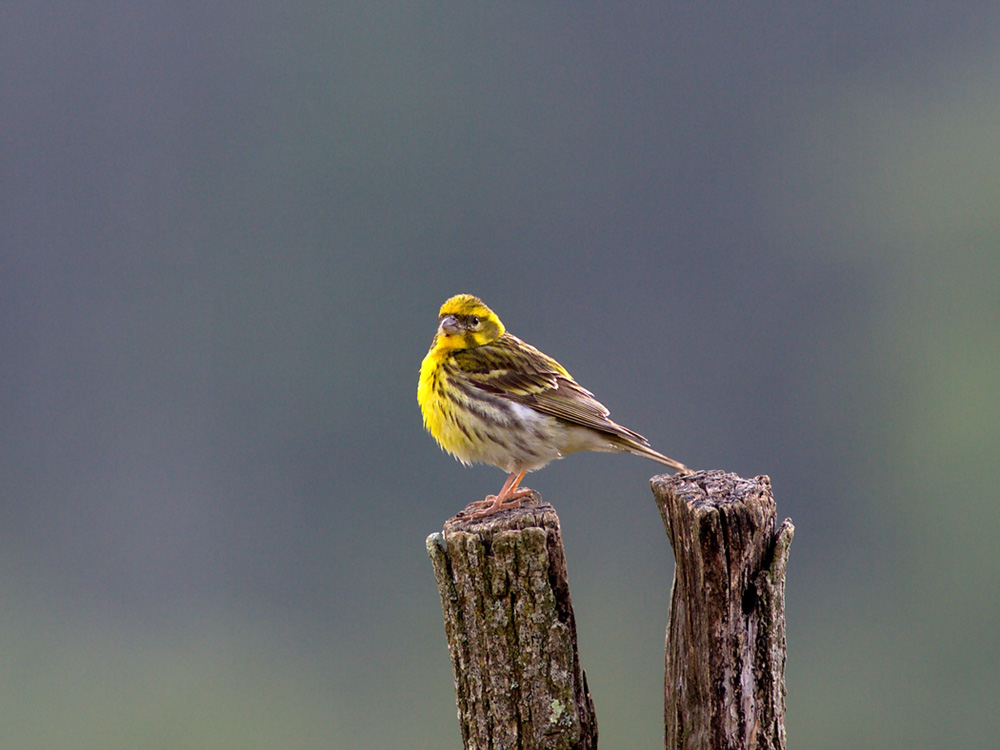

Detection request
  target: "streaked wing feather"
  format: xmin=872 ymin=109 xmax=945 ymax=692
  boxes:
xmin=453 ymin=334 xmax=565 ymax=396
xmin=452 ymin=333 xmax=651 ymax=445
xmin=525 ymin=378 xmax=651 ymax=445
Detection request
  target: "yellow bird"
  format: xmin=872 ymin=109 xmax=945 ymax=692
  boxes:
xmin=418 ymin=294 xmax=689 ymax=518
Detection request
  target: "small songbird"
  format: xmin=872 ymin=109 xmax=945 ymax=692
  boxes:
xmin=418 ymin=294 xmax=689 ymax=518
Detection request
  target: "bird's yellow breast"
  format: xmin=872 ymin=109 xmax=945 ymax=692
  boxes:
xmin=419 ymin=339 xmax=553 ymax=469
xmin=418 ymin=343 xmax=472 ymax=460
xmin=418 ymin=348 xmax=447 ymax=442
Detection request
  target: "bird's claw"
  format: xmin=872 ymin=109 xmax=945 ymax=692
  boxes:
xmin=459 ymin=487 xmax=537 ymax=519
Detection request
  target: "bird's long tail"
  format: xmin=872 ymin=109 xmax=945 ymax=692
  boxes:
xmin=601 ymin=418 xmax=690 ymax=473
xmin=624 ymin=441 xmax=690 ymax=473
xmin=605 ymin=427 xmax=689 ymax=473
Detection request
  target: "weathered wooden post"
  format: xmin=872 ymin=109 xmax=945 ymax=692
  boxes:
xmin=652 ymin=471 xmax=793 ymax=750
xmin=427 ymin=497 xmax=597 ymax=750
xmin=428 ymin=471 xmax=791 ymax=750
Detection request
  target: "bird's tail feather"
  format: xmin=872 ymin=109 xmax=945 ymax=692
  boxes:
xmin=613 ymin=437 xmax=689 ymax=473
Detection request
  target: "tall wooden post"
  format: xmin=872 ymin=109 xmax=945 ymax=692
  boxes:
xmin=652 ymin=471 xmax=794 ymax=750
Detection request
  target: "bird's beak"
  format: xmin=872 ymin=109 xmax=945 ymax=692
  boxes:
xmin=439 ymin=314 xmax=461 ymax=335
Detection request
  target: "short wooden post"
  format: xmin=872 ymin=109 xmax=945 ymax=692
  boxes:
xmin=427 ymin=497 xmax=597 ymax=750
xmin=652 ymin=471 xmax=794 ymax=750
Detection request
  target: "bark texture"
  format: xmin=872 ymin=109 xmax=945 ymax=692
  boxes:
xmin=427 ymin=498 xmax=597 ymax=750
xmin=651 ymin=471 xmax=794 ymax=750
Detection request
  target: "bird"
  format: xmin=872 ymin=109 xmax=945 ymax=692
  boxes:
xmin=418 ymin=293 xmax=690 ymax=519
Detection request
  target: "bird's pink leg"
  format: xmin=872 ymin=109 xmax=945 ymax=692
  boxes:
xmin=464 ymin=470 xmax=534 ymax=518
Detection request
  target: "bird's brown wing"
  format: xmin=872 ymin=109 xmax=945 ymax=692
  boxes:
xmin=454 ymin=334 xmax=651 ymax=445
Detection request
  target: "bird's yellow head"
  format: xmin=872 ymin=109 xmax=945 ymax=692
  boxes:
xmin=432 ymin=294 xmax=505 ymax=351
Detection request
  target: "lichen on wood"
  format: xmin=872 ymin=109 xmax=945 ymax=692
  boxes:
xmin=427 ymin=498 xmax=597 ymax=750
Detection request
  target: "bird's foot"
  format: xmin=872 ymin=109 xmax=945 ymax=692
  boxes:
xmin=460 ymin=487 xmax=537 ymax=519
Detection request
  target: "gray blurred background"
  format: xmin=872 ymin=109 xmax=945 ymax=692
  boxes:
xmin=3 ymin=3 xmax=999 ymax=748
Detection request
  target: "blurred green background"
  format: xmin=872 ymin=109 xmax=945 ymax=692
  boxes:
xmin=3 ymin=3 xmax=999 ymax=748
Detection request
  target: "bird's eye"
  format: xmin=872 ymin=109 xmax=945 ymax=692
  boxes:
xmin=470 ymin=315 xmax=480 ymax=327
